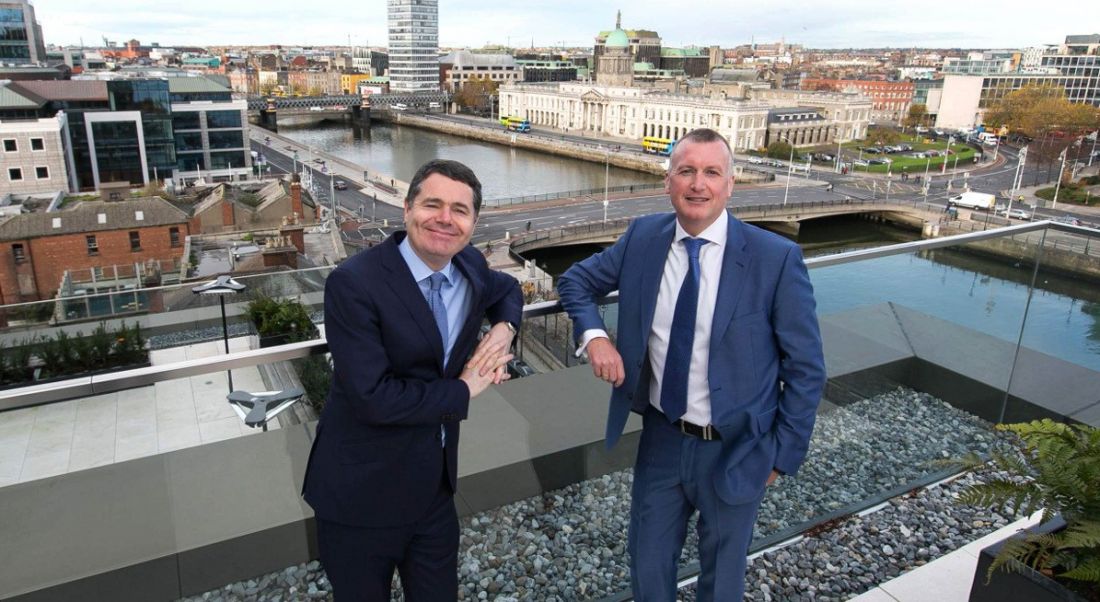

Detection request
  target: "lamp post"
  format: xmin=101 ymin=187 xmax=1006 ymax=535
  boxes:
xmin=781 ymin=135 xmax=795 ymax=206
xmin=1008 ymin=146 xmax=1028 ymax=217
xmin=941 ymin=136 xmax=953 ymax=174
xmin=602 ymin=145 xmax=619 ymax=222
xmin=1052 ymin=147 xmax=1068 ymax=210
xmin=191 ymin=275 xmax=246 ymax=392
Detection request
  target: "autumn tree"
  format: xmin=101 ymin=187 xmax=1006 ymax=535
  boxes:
xmin=453 ymin=77 xmax=499 ymax=116
xmin=904 ymin=104 xmax=928 ymax=129
xmin=865 ymin=125 xmax=902 ymax=146
xmin=984 ymin=85 xmax=1099 ymax=140
xmin=766 ymin=140 xmax=793 ymax=159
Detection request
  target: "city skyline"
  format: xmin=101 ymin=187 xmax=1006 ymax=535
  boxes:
xmin=32 ymin=0 xmax=1099 ymax=51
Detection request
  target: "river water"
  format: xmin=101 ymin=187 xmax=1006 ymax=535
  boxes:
xmin=278 ymin=122 xmax=662 ymax=201
xmin=283 ymin=122 xmax=1100 ymax=373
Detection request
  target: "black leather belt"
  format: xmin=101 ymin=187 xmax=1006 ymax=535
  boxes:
xmin=675 ymin=419 xmax=720 ymax=441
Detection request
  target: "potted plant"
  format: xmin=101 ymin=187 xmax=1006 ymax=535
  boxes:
xmin=247 ymin=295 xmax=317 ymax=348
xmin=958 ymin=419 xmax=1100 ymax=602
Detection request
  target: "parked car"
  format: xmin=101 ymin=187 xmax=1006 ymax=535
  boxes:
xmin=868 ymin=158 xmax=890 ymax=165
xmin=897 ymin=144 xmax=912 ymax=152
xmin=747 ymin=156 xmax=765 ymax=164
xmin=334 ymin=180 xmax=348 ymax=190
xmin=914 ymin=126 xmax=929 ymax=134
xmin=853 ymin=159 xmax=870 ymax=167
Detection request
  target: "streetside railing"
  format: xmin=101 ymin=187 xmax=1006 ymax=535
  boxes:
xmin=483 ymin=183 xmax=665 ymax=208
xmin=2 ymin=221 xmax=1093 ymax=415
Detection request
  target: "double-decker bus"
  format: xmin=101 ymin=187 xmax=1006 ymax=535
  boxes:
xmin=642 ymin=136 xmax=675 ymax=156
xmin=499 ymin=116 xmax=531 ymax=133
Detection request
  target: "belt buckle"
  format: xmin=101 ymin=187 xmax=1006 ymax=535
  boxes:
xmin=702 ymin=424 xmax=713 ymax=441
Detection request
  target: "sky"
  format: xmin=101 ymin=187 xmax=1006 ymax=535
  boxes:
xmin=33 ymin=0 xmax=1100 ymax=51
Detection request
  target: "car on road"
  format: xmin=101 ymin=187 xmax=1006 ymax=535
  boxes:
xmin=747 ymin=156 xmax=765 ymax=164
xmin=1053 ymin=215 xmax=1081 ymax=226
xmin=868 ymin=158 xmax=891 ymax=165
xmin=997 ymin=207 xmax=1032 ymax=220
xmin=334 ymin=180 xmax=348 ymax=190
xmin=852 ymin=159 xmax=870 ymax=167
xmin=915 ymin=126 xmax=929 ymax=134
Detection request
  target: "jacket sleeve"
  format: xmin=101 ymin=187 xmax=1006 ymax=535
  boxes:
xmin=325 ymin=266 xmax=471 ymax=427
xmin=556 ymin=220 xmax=636 ymax=343
xmin=770 ymin=245 xmax=827 ymax=476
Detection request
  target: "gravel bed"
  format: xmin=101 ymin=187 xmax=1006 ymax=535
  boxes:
xmin=179 ymin=387 xmax=1007 ymax=602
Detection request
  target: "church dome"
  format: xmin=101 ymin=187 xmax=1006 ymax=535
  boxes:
xmin=605 ymin=28 xmax=629 ymax=48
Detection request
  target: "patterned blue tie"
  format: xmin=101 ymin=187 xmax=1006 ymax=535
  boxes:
xmin=428 ymin=272 xmax=449 ymax=448
xmin=660 ymin=237 xmax=708 ymax=421
xmin=427 ymin=272 xmax=449 ymax=357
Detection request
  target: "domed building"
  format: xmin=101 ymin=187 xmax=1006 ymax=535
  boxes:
xmin=597 ymin=12 xmax=634 ymax=87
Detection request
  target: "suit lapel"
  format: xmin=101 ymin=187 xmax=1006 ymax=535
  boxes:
xmin=380 ymin=234 xmax=445 ymax=372
xmin=711 ymin=214 xmax=751 ymax=349
xmin=446 ymin=246 xmax=485 ymax=375
xmin=638 ymin=218 xmax=676 ymax=341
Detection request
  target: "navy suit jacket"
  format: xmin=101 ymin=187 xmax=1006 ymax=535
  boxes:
xmin=302 ymin=232 xmax=523 ymax=528
xmin=557 ymin=213 xmax=826 ymax=505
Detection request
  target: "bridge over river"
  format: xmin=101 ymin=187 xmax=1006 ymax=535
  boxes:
xmin=508 ymin=198 xmax=943 ymax=253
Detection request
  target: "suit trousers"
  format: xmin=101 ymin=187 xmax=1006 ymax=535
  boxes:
xmin=628 ymin=406 xmax=762 ymax=602
xmin=317 ymin=466 xmax=458 ymax=601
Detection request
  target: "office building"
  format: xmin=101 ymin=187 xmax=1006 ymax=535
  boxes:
xmin=387 ymin=0 xmax=439 ymax=92
xmin=0 ymin=0 xmax=45 ymax=64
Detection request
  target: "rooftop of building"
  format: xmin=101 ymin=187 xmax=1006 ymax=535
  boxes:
xmin=166 ymin=76 xmax=231 ymax=94
xmin=0 ymin=196 xmax=189 ymax=242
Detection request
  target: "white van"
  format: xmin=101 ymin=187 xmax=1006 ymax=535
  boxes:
xmin=393 ymin=103 xmax=407 ymax=111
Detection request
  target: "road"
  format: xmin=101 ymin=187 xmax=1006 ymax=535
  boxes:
xmin=250 ymin=125 xmax=1094 ymax=245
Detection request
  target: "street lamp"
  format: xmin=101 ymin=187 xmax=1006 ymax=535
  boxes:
xmin=941 ymin=136 xmax=954 ymax=174
xmin=780 ymin=134 xmax=795 ymax=206
xmin=1052 ymin=147 xmax=1068 ymax=210
xmin=602 ymin=145 xmax=620 ymax=222
xmin=191 ymin=275 xmax=246 ymax=392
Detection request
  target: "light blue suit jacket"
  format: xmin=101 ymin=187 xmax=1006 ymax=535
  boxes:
xmin=557 ymin=212 xmax=826 ymax=505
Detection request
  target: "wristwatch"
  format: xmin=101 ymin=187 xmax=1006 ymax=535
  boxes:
xmin=501 ymin=321 xmax=518 ymax=335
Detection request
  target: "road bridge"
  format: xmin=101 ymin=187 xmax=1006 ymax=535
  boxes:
xmin=508 ymin=199 xmax=941 ymax=254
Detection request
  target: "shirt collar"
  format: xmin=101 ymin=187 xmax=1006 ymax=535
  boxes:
xmin=398 ymin=236 xmax=456 ymax=286
xmin=674 ymin=211 xmax=728 ymax=249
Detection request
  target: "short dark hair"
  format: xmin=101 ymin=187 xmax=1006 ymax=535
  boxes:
xmin=671 ymin=128 xmax=733 ymax=170
xmin=405 ymin=159 xmax=483 ymax=215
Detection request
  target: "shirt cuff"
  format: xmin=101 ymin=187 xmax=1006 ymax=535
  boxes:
xmin=575 ymin=329 xmax=609 ymax=358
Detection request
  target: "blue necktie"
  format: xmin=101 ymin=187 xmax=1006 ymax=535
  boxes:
xmin=427 ymin=272 xmax=449 ymax=358
xmin=660 ymin=237 xmax=708 ymax=421
xmin=428 ymin=272 xmax=449 ymax=448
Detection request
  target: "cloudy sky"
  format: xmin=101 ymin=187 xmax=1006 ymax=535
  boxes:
xmin=34 ymin=0 xmax=1097 ymax=50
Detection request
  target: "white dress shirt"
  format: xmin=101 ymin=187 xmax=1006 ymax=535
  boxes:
xmin=577 ymin=213 xmax=728 ymax=426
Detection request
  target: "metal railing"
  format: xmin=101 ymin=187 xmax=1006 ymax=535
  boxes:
xmin=3 ymin=220 xmax=1094 ymax=414
xmin=483 ymin=183 xmax=665 ymax=208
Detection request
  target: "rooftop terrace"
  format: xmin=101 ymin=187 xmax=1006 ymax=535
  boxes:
xmin=0 ymin=221 xmax=1097 ymax=600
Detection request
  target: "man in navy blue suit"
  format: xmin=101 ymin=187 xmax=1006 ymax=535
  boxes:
xmin=558 ymin=129 xmax=826 ymax=601
xmin=303 ymin=159 xmax=523 ymax=600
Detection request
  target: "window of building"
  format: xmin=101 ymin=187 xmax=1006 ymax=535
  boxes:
xmin=3 ymin=139 xmax=15 ymax=152
xmin=129 ymin=231 xmax=141 ymax=251
xmin=8 ymin=167 xmax=22 ymax=181
xmin=12 ymin=243 xmax=25 ymax=263
xmin=35 ymin=166 xmax=48 ymax=179
xmin=169 ymin=227 xmax=180 ymax=247
xmin=30 ymin=138 xmax=44 ymax=151
xmin=86 ymin=235 xmax=98 ymax=255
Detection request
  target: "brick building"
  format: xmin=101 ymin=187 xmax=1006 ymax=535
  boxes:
xmin=0 ymin=197 xmax=189 ymax=303
xmin=187 ymin=178 xmax=317 ymax=234
xmin=800 ymin=78 xmax=914 ymax=125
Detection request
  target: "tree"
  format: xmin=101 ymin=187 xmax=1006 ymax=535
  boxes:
xmin=259 ymin=82 xmax=276 ymax=96
xmin=453 ymin=77 xmax=499 ymax=116
xmin=766 ymin=140 xmax=792 ymax=159
xmin=984 ymin=85 xmax=1100 ymax=140
xmin=904 ymin=104 xmax=928 ymax=129
xmin=307 ymin=86 xmax=323 ymax=96
xmin=865 ymin=125 xmax=901 ymax=146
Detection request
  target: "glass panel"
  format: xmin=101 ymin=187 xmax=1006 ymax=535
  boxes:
xmin=206 ymin=110 xmax=242 ymax=129
xmin=208 ymin=130 xmax=244 ymax=150
xmin=1010 ymin=225 xmax=1100 ymax=425
xmin=172 ymin=112 xmax=201 ymax=131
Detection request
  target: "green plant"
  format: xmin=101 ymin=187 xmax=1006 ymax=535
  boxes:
xmin=247 ymin=295 xmax=315 ymax=342
xmin=956 ymin=420 xmax=1100 ymax=596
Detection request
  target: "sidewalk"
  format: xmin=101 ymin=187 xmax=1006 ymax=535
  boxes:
xmin=1002 ymin=164 xmax=1100 ymax=217
xmin=250 ymin=126 xmax=408 ymax=210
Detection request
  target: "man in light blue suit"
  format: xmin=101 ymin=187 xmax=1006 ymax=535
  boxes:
xmin=557 ymin=128 xmax=826 ymax=601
